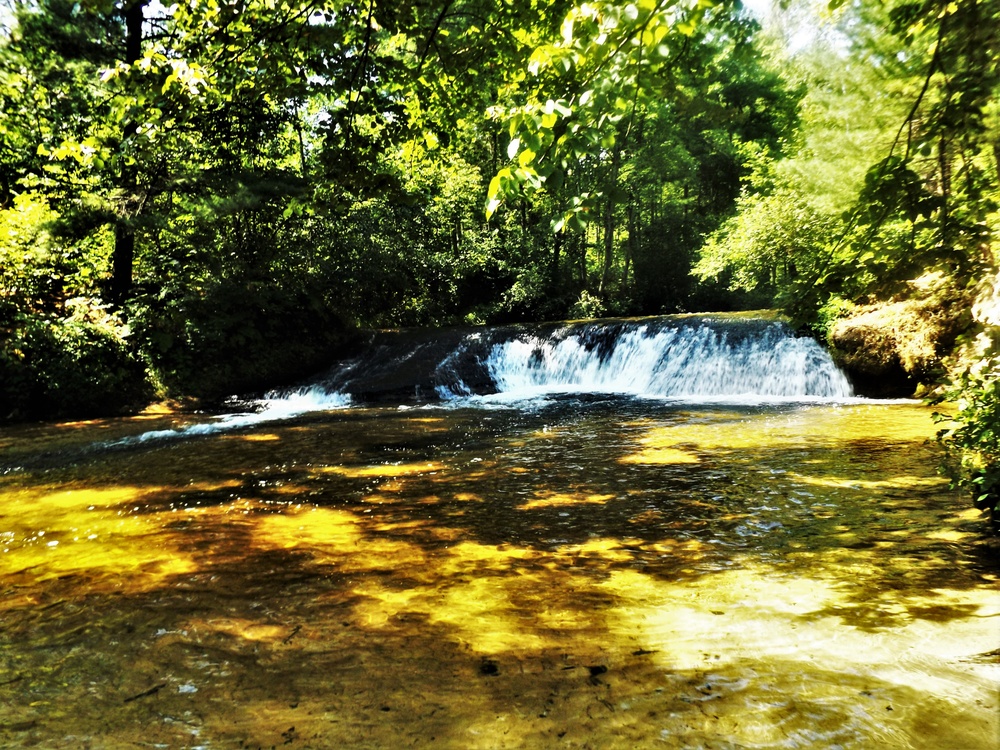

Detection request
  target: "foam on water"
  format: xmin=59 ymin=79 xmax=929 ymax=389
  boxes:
xmin=466 ymin=323 xmax=853 ymax=403
xmin=113 ymin=386 xmax=351 ymax=446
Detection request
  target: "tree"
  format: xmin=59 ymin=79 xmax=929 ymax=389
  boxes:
xmin=776 ymin=0 xmax=1000 ymax=325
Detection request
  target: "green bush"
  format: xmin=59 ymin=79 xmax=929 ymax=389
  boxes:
xmin=130 ymin=278 xmax=355 ymax=399
xmin=935 ymin=358 xmax=1000 ymax=530
xmin=0 ymin=194 xmax=151 ymax=421
xmin=1 ymin=311 xmax=152 ymax=421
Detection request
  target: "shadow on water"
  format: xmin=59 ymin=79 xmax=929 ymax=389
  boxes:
xmin=1 ymin=399 xmax=998 ymax=748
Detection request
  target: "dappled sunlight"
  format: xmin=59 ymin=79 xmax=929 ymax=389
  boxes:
xmin=924 ymin=528 xmax=977 ymax=542
xmin=433 ymin=539 xmax=540 ymax=576
xmin=600 ymin=561 xmax=998 ymax=739
xmin=318 ymin=460 xmax=446 ymax=478
xmin=194 ymin=617 xmax=293 ymax=644
xmin=227 ymin=432 xmax=282 ymax=442
xmin=625 ymin=402 xmax=940 ymax=456
xmin=620 ymin=446 xmax=700 ymax=464
xmin=519 ymin=491 xmax=616 ymax=509
xmin=255 ymin=505 xmax=368 ymax=550
xmin=0 ymin=484 xmax=201 ymax=586
xmin=600 ymin=566 xmax=843 ymax=667
xmin=788 ymin=472 xmax=948 ymax=490
xmin=434 ymin=577 xmax=595 ymax=652
xmin=0 ymin=399 xmax=996 ymax=748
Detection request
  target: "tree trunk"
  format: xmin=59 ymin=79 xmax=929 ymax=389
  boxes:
xmin=111 ymin=0 xmax=147 ymax=306
xmin=549 ymin=230 xmax=562 ymax=292
xmin=624 ymin=195 xmax=637 ymax=292
xmin=598 ymin=142 xmax=622 ymax=296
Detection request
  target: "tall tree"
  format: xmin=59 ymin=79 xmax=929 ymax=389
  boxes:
xmin=111 ymin=0 xmax=147 ymax=304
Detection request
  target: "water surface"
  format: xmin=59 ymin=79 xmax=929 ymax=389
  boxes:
xmin=0 ymin=398 xmax=996 ymax=748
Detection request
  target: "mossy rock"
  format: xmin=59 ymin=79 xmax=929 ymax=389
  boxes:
xmin=829 ymin=280 xmax=972 ymax=397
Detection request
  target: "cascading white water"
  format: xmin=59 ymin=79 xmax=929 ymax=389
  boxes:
xmin=479 ymin=323 xmax=853 ymax=400
xmin=111 ymin=317 xmax=853 ymax=447
xmin=109 ymin=386 xmax=351 ymax=447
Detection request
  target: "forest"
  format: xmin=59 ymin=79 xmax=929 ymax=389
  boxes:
xmin=0 ymin=0 xmax=997 ymax=515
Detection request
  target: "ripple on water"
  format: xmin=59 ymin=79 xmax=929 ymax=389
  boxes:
xmin=0 ymin=399 xmax=995 ymax=748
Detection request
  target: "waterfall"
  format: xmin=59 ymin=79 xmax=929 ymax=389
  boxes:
xmin=113 ymin=315 xmax=853 ymax=446
xmin=314 ymin=314 xmax=853 ymax=403
xmin=437 ymin=319 xmax=853 ymax=401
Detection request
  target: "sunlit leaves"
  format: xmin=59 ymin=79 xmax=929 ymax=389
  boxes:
xmin=935 ymin=356 xmax=1000 ymax=524
xmin=486 ymin=0 xmax=723 ymax=224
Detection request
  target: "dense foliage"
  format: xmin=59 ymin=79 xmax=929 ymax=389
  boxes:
xmin=1 ymin=0 xmax=798 ymax=415
xmin=936 ymin=356 xmax=1000 ymax=529
xmin=691 ymin=0 xmax=999 ymax=511
xmin=0 ymin=0 xmax=997 ymax=523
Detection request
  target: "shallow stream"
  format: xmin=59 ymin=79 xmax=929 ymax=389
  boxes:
xmin=0 ymin=396 xmax=996 ymax=748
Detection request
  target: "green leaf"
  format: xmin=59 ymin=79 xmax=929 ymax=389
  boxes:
xmin=487 ymin=174 xmax=502 ymax=201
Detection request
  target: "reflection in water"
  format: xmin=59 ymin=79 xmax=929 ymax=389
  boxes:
xmin=0 ymin=400 xmax=997 ymax=748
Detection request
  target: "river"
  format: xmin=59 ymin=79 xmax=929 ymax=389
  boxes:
xmin=0 ymin=316 xmax=996 ymax=748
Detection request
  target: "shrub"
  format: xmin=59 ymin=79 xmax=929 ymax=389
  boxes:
xmin=1 ymin=310 xmax=152 ymax=421
xmin=130 ymin=277 xmax=355 ymax=399
xmin=935 ymin=357 xmax=1000 ymax=531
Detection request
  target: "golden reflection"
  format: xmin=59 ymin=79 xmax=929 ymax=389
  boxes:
xmin=558 ymin=537 xmax=637 ymax=562
xmin=519 ymin=492 xmax=615 ymax=510
xmin=228 ymin=432 xmax=281 ymax=442
xmin=0 ymin=400 xmax=997 ymax=749
xmin=0 ymin=480 xmax=229 ymax=588
xmin=201 ymin=618 xmax=297 ymax=643
xmin=434 ymin=540 xmax=537 ymax=574
xmin=256 ymin=506 xmax=365 ymax=548
xmin=620 ymin=446 xmax=698 ymax=464
xmin=426 ymin=575 xmax=553 ymax=652
xmin=627 ymin=403 xmax=942 ymax=454
xmin=923 ymin=529 xmax=973 ymax=542
xmin=601 ymin=562 xmax=999 ymax=674
xmin=319 ymin=461 xmax=445 ymax=478
xmin=789 ymin=472 xmax=948 ymax=490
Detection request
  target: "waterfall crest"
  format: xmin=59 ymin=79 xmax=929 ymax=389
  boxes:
xmin=321 ymin=314 xmax=853 ymax=404
xmin=472 ymin=323 xmax=852 ymax=400
xmin=108 ymin=314 xmax=853 ymax=446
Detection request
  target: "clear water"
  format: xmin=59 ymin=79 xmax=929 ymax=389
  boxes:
xmin=0 ymin=397 xmax=996 ymax=748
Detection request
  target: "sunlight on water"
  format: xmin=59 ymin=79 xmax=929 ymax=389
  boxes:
xmin=0 ymin=400 xmax=996 ymax=748
xmin=318 ymin=461 xmax=447 ymax=478
xmin=0 ymin=484 xmax=203 ymax=588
